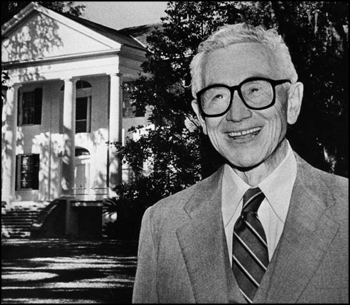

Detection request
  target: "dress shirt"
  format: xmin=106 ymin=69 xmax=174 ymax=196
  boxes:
xmin=222 ymin=141 xmax=297 ymax=264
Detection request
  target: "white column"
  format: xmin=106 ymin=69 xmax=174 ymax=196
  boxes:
xmin=61 ymin=78 xmax=76 ymax=197
xmin=108 ymin=73 xmax=123 ymax=193
xmin=2 ymin=84 xmax=21 ymax=203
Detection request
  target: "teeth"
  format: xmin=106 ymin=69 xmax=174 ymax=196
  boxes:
xmin=229 ymin=127 xmax=261 ymax=137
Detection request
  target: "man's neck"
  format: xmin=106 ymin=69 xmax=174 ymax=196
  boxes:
xmin=231 ymin=140 xmax=289 ymax=187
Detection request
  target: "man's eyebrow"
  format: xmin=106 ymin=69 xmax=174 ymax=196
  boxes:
xmin=202 ymin=74 xmax=274 ymax=88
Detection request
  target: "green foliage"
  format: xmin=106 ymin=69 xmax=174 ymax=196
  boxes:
xmin=112 ymin=1 xmax=347 ymax=216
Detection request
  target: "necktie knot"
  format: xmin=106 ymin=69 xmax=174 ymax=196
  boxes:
xmin=242 ymin=187 xmax=265 ymax=214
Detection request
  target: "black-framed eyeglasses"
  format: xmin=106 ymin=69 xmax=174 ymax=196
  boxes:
xmin=196 ymin=77 xmax=291 ymax=117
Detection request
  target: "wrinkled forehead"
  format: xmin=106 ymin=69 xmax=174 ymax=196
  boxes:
xmin=202 ymin=42 xmax=279 ymax=86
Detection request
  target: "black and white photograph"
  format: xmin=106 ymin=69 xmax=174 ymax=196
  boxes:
xmin=1 ymin=1 xmax=348 ymax=304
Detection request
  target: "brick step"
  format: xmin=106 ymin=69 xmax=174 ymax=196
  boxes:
xmin=2 ymin=223 xmax=37 ymax=227
xmin=1 ymin=213 xmax=39 ymax=218
xmin=1 ymin=216 xmax=37 ymax=221
xmin=2 ymin=212 xmax=43 ymax=214
xmin=2 ymin=229 xmax=32 ymax=234
xmin=2 ymin=207 xmax=41 ymax=209
xmin=2 ymin=216 xmax=35 ymax=220
xmin=1 ymin=218 xmax=35 ymax=222
xmin=2 ymin=209 xmax=43 ymax=212
xmin=3 ymin=222 xmax=37 ymax=226
xmin=2 ymin=222 xmax=35 ymax=227
xmin=2 ymin=214 xmax=43 ymax=218
xmin=1 ymin=209 xmax=42 ymax=214
xmin=2 ymin=217 xmax=38 ymax=223
xmin=4 ymin=232 xmax=31 ymax=238
xmin=2 ymin=229 xmax=31 ymax=238
xmin=1 ymin=220 xmax=33 ymax=226
xmin=2 ymin=208 xmax=44 ymax=212
xmin=2 ymin=207 xmax=41 ymax=210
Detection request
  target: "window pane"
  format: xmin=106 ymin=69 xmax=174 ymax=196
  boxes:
xmin=20 ymin=156 xmax=33 ymax=189
xmin=76 ymin=120 xmax=87 ymax=133
xmin=21 ymin=173 xmax=32 ymax=188
xmin=23 ymin=92 xmax=34 ymax=108
xmin=21 ymin=156 xmax=32 ymax=172
xmin=76 ymin=97 xmax=88 ymax=120
xmin=17 ymin=154 xmax=39 ymax=189
xmin=34 ymin=88 xmax=43 ymax=124
xmin=76 ymin=97 xmax=90 ymax=133
xmin=21 ymin=91 xmax=36 ymax=125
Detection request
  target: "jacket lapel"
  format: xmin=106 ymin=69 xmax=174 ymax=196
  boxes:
xmin=176 ymin=167 xmax=246 ymax=303
xmin=255 ymin=156 xmax=340 ymax=303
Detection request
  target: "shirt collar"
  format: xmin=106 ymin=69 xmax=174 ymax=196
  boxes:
xmin=222 ymin=141 xmax=297 ymax=225
xmin=258 ymin=141 xmax=297 ymax=223
xmin=222 ymin=164 xmax=250 ymax=227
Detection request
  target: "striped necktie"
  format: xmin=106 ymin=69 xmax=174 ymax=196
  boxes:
xmin=232 ymin=188 xmax=269 ymax=303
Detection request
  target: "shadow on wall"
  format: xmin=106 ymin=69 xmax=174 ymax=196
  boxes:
xmin=4 ymin=10 xmax=63 ymax=64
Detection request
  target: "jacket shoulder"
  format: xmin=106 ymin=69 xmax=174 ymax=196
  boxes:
xmin=298 ymin=155 xmax=348 ymax=198
xmin=144 ymin=167 xmax=223 ymax=225
xmin=152 ymin=168 xmax=222 ymax=211
xmin=296 ymin=154 xmax=348 ymax=221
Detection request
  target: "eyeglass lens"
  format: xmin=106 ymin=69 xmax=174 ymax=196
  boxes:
xmin=200 ymin=80 xmax=274 ymax=115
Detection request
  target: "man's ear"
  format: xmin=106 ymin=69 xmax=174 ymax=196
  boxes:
xmin=287 ymin=82 xmax=303 ymax=125
xmin=191 ymin=100 xmax=208 ymax=135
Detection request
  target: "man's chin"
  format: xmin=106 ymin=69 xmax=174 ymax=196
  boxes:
xmin=228 ymin=158 xmax=264 ymax=172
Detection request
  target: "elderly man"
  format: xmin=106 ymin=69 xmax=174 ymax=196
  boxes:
xmin=132 ymin=23 xmax=348 ymax=303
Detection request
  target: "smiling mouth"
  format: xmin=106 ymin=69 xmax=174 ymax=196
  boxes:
xmin=228 ymin=127 xmax=261 ymax=139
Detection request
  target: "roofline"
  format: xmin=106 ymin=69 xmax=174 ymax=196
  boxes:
xmin=2 ymin=2 xmax=123 ymax=50
xmin=1 ymin=2 xmax=39 ymax=35
xmin=62 ymin=13 xmax=147 ymax=51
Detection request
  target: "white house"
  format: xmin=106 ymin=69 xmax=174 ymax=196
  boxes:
xmin=1 ymin=2 xmax=155 ymax=215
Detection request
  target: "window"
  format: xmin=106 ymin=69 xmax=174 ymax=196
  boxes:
xmin=18 ymin=88 xmax=42 ymax=125
xmin=15 ymin=154 xmax=40 ymax=190
xmin=122 ymin=82 xmax=145 ymax=118
xmin=76 ymin=96 xmax=91 ymax=133
xmin=61 ymin=80 xmax=92 ymax=134
xmin=75 ymin=147 xmax=90 ymax=157
xmin=123 ymin=96 xmax=137 ymax=118
xmin=74 ymin=147 xmax=90 ymax=192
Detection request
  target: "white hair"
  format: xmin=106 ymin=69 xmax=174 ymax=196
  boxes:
xmin=190 ymin=23 xmax=298 ymax=98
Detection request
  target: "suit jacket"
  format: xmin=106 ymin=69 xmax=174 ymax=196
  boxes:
xmin=132 ymin=154 xmax=348 ymax=303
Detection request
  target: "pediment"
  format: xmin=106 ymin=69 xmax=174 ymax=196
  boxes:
xmin=2 ymin=9 xmax=121 ymax=63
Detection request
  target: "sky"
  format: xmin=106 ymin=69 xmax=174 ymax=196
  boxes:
xmin=78 ymin=1 xmax=168 ymax=30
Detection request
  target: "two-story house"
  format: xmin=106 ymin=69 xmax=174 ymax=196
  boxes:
xmin=1 ymin=2 xmax=156 ymax=237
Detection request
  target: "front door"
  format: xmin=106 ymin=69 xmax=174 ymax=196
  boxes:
xmin=74 ymin=148 xmax=90 ymax=196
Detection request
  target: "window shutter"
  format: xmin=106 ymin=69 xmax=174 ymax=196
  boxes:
xmin=15 ymin=155 xmax=19 ymax=190
xmin=34 ymin=88 xmax=42 ymax=124
xmin=32 ymin=154 xmax=40 ymax=190
xmin=17 ymin=89 xmax=22 ymax=126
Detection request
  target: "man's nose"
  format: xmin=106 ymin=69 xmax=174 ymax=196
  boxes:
xmin=226 ymin=91 xmax=252 ymax=122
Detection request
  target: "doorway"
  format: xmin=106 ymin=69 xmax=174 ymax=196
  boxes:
xmin=74 ymin=147 xmax=90 ymax=196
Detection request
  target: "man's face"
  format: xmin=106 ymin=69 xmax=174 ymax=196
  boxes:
xmin=192 ymin=42 xmax=300 ymax=170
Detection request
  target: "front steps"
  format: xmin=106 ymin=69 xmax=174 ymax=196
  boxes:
xmin=2 ymin=200 xmax=104 ymax=239
xmin=1 ymin=202 xmax=46 ymax=238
